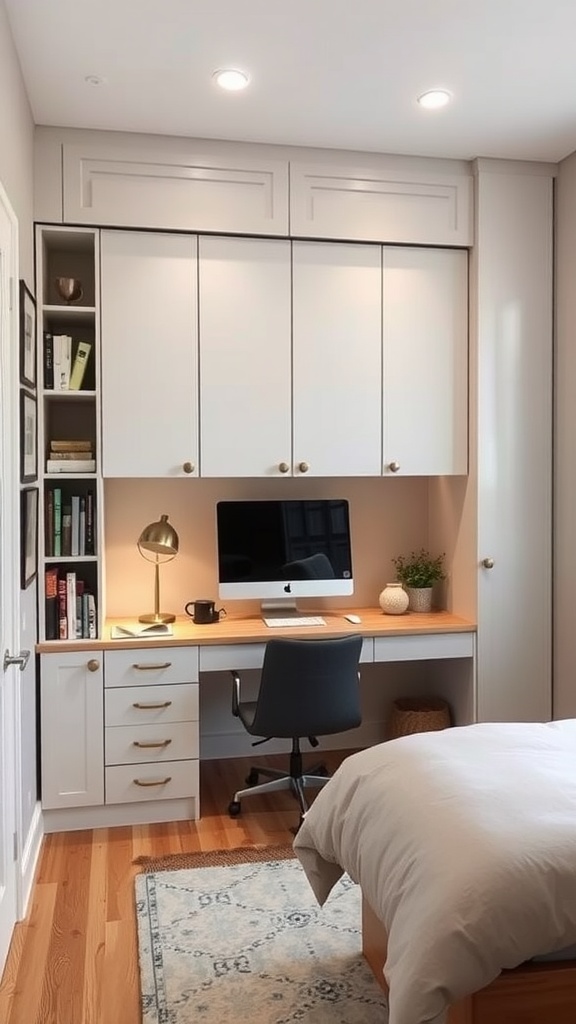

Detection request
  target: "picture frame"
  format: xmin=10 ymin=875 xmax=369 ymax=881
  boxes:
xmin=20 ymin=487 xmax=38 ymax=589
xmin=20 ymin=389 xmax=37 ymax=484
xmin=19 ymin=280 xmax=36 ymax=390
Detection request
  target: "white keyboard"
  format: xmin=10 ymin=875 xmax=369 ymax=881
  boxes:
xmin=263 ymin=615 xmax=327 ymax=628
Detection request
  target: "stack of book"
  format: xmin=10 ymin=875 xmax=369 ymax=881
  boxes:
xmin=46 ymin=440 xmax=96 ymax=474
xmin=44 ymin=567 xmax=97 ymax=640
xmin=44 ymin=333 xmax=92 ymax=391
xmin=45 ymin=486 xmax=95 ymax=557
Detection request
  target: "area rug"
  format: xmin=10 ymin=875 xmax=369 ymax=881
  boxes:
xmin=135 ymin=846 xmax=389 ymax=1023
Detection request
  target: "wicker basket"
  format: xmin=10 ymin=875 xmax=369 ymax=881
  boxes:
xmin=388 ymin=697 xmax=452 ymax=739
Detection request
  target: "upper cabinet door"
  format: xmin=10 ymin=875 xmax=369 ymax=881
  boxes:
xmin=382 ymin=247 xmax=468 ymax=476
xmin=199 ymin=236 xmax=292 ymax=477
xmin=292 ymin=241 xmax=382 ymax=477
xmin=101 ymin=231 xmax=198 ymax=477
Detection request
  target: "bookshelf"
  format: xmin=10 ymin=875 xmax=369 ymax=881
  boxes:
xmin=36 ymin=226 xmax=103 ymax=641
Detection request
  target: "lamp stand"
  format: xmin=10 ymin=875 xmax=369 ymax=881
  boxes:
xmin=139 ymin=557 xmax=176 ymax=624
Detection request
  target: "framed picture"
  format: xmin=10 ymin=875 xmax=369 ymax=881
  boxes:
xmin=20 ymin=389 xmax=37 ymax=483
xmin=20 ymin=487 xmax=38 ymax=589
xmin=19 ymin=280 xmax=36 ymax=389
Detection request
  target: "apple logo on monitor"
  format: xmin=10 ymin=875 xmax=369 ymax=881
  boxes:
xmin=284 ymin=583 xmax=292 ymax=593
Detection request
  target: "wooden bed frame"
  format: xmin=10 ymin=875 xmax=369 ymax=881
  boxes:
xmin=362 ymin=895 xmax=576 ymax=1024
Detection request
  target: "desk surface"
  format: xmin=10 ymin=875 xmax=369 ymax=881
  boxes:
xmin=37 ymin=608 xmax=476 ymax=654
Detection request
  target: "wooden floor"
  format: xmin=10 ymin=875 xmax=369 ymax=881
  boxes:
xmin=0 ymin=750 xmax=350 ymax=1024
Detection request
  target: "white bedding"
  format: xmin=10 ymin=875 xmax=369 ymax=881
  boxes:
xmin=293 ymin=720 xmax=576 ymax=1024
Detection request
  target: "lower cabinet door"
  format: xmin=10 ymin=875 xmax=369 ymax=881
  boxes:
xmin=41 ymin=652 xmax=104 ymax=809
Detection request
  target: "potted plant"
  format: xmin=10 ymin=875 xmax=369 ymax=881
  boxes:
xmin=391 ymin=548 xmax=446 ymax=612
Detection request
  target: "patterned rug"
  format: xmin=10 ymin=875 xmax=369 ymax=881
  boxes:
xmin=135 ymin=846 xmax=389 ymax=1023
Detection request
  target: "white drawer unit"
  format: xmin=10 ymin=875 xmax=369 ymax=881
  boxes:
xmin=105 ymin=682 xmax=199 ymax=727
xmin=374 ymin=631 xmax=475 ymax=663
xmin=105 ymin=722 xmax=199 ymax=765
xmin=104 ymin=645 xmax=199 ymax=687
xmin=105 ymin=759 xmax=199 ymax=805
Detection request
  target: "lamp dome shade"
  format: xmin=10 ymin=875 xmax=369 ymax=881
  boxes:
xmin=138 ymin=514 xmax=179 ymax=556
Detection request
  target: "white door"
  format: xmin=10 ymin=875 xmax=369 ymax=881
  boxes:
xmin=382 ymin=246 xmax=469 ymax=476
xmin=100 ymin=230 xmax=199 ymax=477
xmin=199 ymin=235 xmax=292 ymax=477
xmin=0 ymin=184 xmax=20 ymax=976
xmin=292 ymin=241 xmax=382 ymax=476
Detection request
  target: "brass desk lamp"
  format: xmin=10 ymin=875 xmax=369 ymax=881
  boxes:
xmin=137 ymin=514 xmax=179 ymax=624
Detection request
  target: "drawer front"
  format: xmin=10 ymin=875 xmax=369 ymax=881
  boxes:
xmin=199 ymin=638 xmax=373 ymax=671
xmin=104 ymin=646 xmax=199 ymax=687
xmin=105 ymin=758 xmax=199 ymax=804
xmin=105 ymin=722 xmax=199 ymax=765
xmin=374 ymin=631 xmax=475 ymax=662
xmin=105 ymin=683 xmax=199 ymax=727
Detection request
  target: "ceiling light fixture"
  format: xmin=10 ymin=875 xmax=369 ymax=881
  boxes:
xmin=417 ymin=89 xmax=452 ymax=110
xmin=212 ymin=68 xmax=250 ymax=92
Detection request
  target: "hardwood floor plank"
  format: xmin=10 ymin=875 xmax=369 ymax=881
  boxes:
xmin=0 ymin=751 xmax=353 ymax=1024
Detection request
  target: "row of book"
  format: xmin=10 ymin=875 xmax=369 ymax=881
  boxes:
xmin=45 ymin=568 xmax=97 ymax=641
xmin=46 ymin=439 xmax=96 ymax=475
xmin=45 ymin=486 xmax=95 ymax=557
xmin=44 ymin=332 xmax=92 ymax=391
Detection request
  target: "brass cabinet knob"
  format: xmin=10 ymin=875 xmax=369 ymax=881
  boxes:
xmin=388 ymin=461 xmax=401 ymax=473
xmin=298 ymin=461 xmax=310 ymax=474
xmin=182 ymin=461 xmax=194 ymax=474
xmin=278 ymin=462 xmax=290 ymax=474
xmin=481 ymin=557 xmax=495 ymax=569
xmin=87 ymin=659 xmax=100 ymax=672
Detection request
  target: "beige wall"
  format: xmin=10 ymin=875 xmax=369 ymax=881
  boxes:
xmin=554 ymin=149 xmax=576 ymax=718
xmin=0 ymin=0 xmax=34 ymax=282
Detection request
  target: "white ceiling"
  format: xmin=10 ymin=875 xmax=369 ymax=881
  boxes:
xmin=5 ymin=0 xmax=576 ymax=163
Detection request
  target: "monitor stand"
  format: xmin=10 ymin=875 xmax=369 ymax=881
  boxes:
xmin=260 ymin=599 xmax=298 ymax=622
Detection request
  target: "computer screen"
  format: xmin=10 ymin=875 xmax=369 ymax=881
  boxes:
xmin=216 ymin=498 xmax=354 ymax=607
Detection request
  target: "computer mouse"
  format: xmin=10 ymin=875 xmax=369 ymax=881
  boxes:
xmin=344 ymin=613 xmax=362 ymax=624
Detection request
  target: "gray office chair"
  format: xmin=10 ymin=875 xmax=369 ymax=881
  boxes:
xmin=228 ymin=634 xmax=363 ymax=825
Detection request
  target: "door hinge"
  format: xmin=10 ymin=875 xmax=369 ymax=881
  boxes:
xmin=13 ymin=832 xmax=18 ymax=861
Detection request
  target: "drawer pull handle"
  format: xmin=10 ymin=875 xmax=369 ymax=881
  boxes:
xmin=134 ymin=776 xmax=172 ymax=787
xmin=133 ymin=739 xmax=172 ymax=749
xmin=132 ymin=700 xmax=173 ymax=710
xmin=132 ymin=662 xmax=172 ymax=671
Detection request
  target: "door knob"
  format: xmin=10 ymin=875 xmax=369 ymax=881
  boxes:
xmin=87 ymin=659 xmax=100 ymax=672
xmin=3 ymin=649 xmax=31 ymax=672
xmin=388 ymin=461 xmax=401 ymax=473
xmin=298 ymin=462 xmax=310 ymax=474
xmin=182 ymin=462 xmax=194 ymax=474
xmin=278 ymin=462 xmax=290 ymax=474
xmin=481 ymin=557 xmax=495 ymax=569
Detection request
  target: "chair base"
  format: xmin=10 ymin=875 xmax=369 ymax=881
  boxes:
xmin=229 ymin=768 xmax=330 ymax=817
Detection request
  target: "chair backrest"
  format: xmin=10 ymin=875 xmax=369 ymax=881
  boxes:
xmin=250 ymin=634 xmax=363 ymax=739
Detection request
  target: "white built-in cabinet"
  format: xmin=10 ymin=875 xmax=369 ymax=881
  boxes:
xmin=382 ymin=247 xmax=468 ymax=476
xmin=100 ymin=230 xmax=199 ymax=477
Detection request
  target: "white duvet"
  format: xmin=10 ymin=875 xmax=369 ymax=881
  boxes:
xmin=293 ymin=720 xmax=576 ymax=1024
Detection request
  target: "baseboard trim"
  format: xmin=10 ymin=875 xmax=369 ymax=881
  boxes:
xmin=19 ymin=801 xmax=44 ymax=919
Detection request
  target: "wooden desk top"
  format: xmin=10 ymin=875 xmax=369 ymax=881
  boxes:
xmin=36 ymin=608 xmax=476 ymax=654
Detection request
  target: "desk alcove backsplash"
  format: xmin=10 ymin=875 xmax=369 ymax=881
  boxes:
xmin=104 ymin=476 xmax=433 ymax=618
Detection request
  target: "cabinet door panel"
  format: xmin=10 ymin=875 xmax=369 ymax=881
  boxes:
xmin=382 ymin=247 xmax=468 ymax=476
xmin=292 ymin=242 xmax=382 ymax=476
xmin=101 ymin=231 xmax=198 ymax=477
xmin=41 ymin=653 xmax=104 ymax=809
xmin=199 ymin=236 xmax=291 ymax=477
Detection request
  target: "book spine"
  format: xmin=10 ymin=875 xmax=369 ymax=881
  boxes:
xmin=59 ymin=335 xmax=72 ymax=391
xmin=53 ymin=487 xmax=62 ymax=558
xmin=45 ymin=567 xmax=59 ymax=641
xmin=69 ymin=341 xmax=92 ymax=391
xmin=57 ymin=578 xmax=67 ymax=639
xmin=71 ymin=495 xmax=80 ymax=557
xmin=45 ymin=489 xmax=54 ymax=558
xmin=50 ymin=440 xmax=94 ymax=452
xmin=44 ymin=331 xmax=54 ymax=390
xmin=66 ymin=571 xmax=76 ymax=640
xmin=79 ymin=497 xmax=86 ymax=557
xmin=53 ymin=335 xmax=62 ymax=391
xmin=87 ymin=593 xmax=97 ymax=639
xmin=61 ymin=504 xmax=72 ymax=557
xmin=85 ymin=490 xmax=95 ymax=555
xmin=46 ymin=459 xmax=96 ymax=474
xmin=75 ymin=579 xmax=84 ymax=639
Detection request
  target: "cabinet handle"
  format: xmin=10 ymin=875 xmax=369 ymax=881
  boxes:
xmin=132 ymin=662 xmax=172 ymax=671
xmin=182 ymin=461 xmax=194 ymax=474
xmin=298 ymin=461 xmax=309 ymax=474
xmin=87 ymin=659 xmax=100 ymax=672
xmin=278 ymin=462 xmax=290 ymax=474
xmin=481 ymin=557 xmax=495 ymax=569
xmin=133 ymin=776 xmax=172 ymax=787
xmin=133 ymin=739 xmax=172 ymax=748
xmin=388 ymin=461 xmax=401 ymax=473
xmin=132 ymin=700 xmax=173 ymax=709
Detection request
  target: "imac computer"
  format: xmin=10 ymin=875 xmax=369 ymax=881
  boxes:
xmin=216 ymin=498 xmax=353 ymax=625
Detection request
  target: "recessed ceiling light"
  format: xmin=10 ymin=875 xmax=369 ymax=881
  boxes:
xmin=85 ymin=75 xmax=106 ymax=87
xmin=417 ymin=89 xmax=452 ymax=110
xmin=212 ymin=69 xmax=250 ymax=92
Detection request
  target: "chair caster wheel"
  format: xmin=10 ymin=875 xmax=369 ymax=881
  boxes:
xmin=245 ymin=769 xmax=259 ymax=786
xmin=228 ymin=800 xmax=242 ymax=817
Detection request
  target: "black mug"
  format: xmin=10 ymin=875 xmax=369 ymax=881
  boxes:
xmin=185 ymin=599 xmax=226 ymax=624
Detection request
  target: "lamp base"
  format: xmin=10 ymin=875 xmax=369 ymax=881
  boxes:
xmin=138 ymin=612 xmax=176 ymax=624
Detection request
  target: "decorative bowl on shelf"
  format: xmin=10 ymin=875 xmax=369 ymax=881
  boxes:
xmin=55 ymin=277 xmax=83 ymax=304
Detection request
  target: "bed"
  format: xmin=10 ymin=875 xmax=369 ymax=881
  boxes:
xmin=293 ymin=720 xmax=576 ymax=1024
